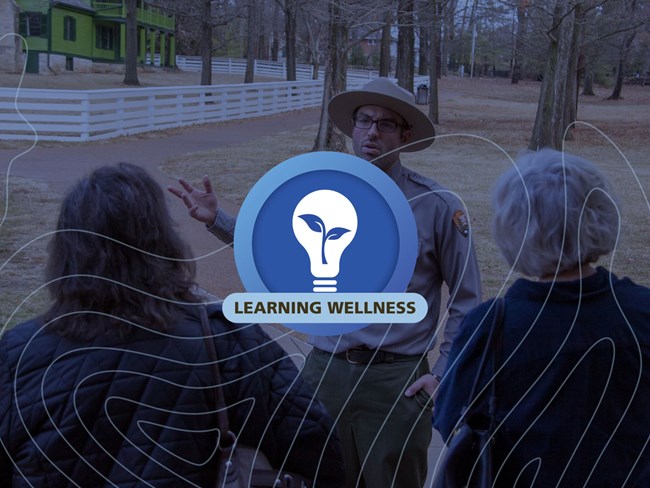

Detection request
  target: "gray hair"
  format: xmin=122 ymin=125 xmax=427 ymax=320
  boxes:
xmin=492 ymin=148 xmax=619 ymax=278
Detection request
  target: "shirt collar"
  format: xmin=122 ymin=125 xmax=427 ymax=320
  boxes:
xmin=384 ymin=160 xmax=403 ymax=182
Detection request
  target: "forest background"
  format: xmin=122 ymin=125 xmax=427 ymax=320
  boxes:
xmin=1 ymin=0 xmax=650 ymax=328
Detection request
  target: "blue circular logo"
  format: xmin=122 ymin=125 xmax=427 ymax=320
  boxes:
xmin=233 ymin=152 xmax=418 ymax=335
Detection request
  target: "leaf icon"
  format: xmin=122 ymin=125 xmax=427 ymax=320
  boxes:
xmin=298 ymin=214 xmax=325 ymax=233
xmin=297 ymin=215 xmax=351 ymax=265
xmin=326 ymin=227 xmax=351 ymax=241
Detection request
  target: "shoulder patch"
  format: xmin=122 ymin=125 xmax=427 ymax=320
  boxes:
xmin=452 ymin=210 xmax=469 ymax=237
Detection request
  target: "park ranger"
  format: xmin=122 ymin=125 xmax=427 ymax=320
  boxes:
xmin=169 ymin=77 xmax=482 ymax=488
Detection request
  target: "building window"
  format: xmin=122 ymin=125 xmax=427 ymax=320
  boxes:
xmin=96 ymin=25 xmax=115 ymax=50
xmin=63 ymin=16 xmax=76 ymax=41
xmin=19 ymin=13 xmax=47 ymax=37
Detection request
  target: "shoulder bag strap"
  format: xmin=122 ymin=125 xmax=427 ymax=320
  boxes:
xmin=464 ymin=297 xmax=505 ymax=417
xmin=199 ymin=305 xmax=231 ymax=434
xmin=487 ymin=298 xmax=505 ymax=429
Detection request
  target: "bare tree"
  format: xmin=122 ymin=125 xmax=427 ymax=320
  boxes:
xmin=313 ymin=0 xmax=348 ymax=152
xmin=245 ymin=0 xmax=258 ymax=83
xmin=609 ymin=0 xmax=640 ymax=99
xmin=200 ymin=0 xmax=214 ymax=85
xmin=312 ymin=1 xmax=405 ymax=151
xmin=274 ymin=0 xmax=304 ymax=81
xmin=379 ymin=6 xmax=395 ymax=76
xmin=396 ymin=0 xmax=415 ymax=91
xmin=298 ymin=1 xmax=327 ymax=79
xmin=511 ymin=0 xmax=530 ymax=84
xmin=529 ymin=0 xmax=580 ymax=149
xmin=418 ymin=12 xmax=429 ymax=76
xmin=427 ymin=0 xmax=441 ymax=124
xmin=123 ymin=0 xmax=140 ymax=86
xmin=146 ymin=0 xmax=239 ymax=85
xmin=563 ymin=2 xmax=586 ymax=135
xmin=440 ymin=0 xmax=456 ymax=76
xmin=271 ymin=2 xmax=282 ymax=61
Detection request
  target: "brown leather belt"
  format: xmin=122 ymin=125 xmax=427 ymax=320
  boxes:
xmin=316 ymin=347 xmax=419 ymax=365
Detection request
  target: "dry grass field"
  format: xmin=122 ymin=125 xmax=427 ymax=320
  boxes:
xmin=1 ymin=70 xmax=649 ymax=328
xmin=160 ymin=75 xmax=650 ymax=299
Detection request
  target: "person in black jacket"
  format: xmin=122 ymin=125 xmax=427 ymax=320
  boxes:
xmin=0 ymin=163 xmax=344 ymax=487
xmin=433 ymin=149 xmax=650 ymax=486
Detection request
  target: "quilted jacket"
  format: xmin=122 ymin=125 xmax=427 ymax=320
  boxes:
xmin=0 ymin=304 xmax=344 ymax=487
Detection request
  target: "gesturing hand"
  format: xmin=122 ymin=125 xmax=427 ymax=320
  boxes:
xmin=168 ymin=175 xmax=218 ymax=226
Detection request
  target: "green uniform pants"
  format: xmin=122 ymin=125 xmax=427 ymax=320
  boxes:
xmin=301 ymin=348 xmax=433 ymax=488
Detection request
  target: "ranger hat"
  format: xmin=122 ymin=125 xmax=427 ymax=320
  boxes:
xmin=327 ymin=77 xmax=435 ymax=152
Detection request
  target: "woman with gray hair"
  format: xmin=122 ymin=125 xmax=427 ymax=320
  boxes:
xmin=433 ymin=149 xmax=650 ymax=486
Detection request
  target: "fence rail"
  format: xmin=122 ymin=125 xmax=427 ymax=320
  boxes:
xmin=174 ymin=56 xmax=381 ymax=86
xmin=0 ymin=81 xmax=324 ymax=142
xmin=1 ymin=57 xmax=429 ymax=142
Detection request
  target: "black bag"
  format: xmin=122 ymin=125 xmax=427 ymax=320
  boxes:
xmin=216 ymin=432 xmax=310 ymax=487
xmin=432 ymin=298 xmax=504 ymax=488
xmin=199 ymin=307 xmax=312 ymax=488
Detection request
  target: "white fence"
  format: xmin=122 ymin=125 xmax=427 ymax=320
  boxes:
xmin=175 ymin=57 xmax=317 ymax=81
xmin=0 ymin=55 xmax=429 ymax=142
xmin=0 ymin=80 xmax=324 ymax=142
xmin=175 ymin=56 xmax=381 ymax=86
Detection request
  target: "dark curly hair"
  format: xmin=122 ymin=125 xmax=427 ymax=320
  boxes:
xmin=45 ymin=163 xmax=199 ymax=340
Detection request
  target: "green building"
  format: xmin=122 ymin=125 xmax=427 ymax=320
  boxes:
xmin=16 ymin=0 xmax=175 ymax=73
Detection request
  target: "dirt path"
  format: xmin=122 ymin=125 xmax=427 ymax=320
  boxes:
xmin=0 ymin=109 xmax=320 ymax=298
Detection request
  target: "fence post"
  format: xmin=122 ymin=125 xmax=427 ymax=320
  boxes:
xmin=117 ymin=96 xmax=125 ymax=136
xmin=80 ymin=96 xmax=90 ymax=141
xmin=148 ymin=94 xmax=155 ymax=129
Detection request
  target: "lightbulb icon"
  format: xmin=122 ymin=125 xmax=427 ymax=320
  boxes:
xmin=292 ymin=190 xmax=358 ymax=292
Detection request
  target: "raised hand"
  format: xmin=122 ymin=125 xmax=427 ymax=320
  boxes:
xmin=168 ymin=175 xmax=218 ymax=226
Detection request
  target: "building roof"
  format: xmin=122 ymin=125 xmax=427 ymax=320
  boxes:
xmin=51 ymin=0 xmax=95 ymax=13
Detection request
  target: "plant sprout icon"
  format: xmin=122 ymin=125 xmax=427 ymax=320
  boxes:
xmin=292 ymin=190 xmax=358 ymax=292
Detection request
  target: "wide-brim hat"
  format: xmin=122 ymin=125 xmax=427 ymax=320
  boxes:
xmin=327 ymin=77 xmax=435 ymax=152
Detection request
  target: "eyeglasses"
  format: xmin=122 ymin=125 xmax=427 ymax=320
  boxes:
xmin=352 ymin=116 xmax=407 ymax=133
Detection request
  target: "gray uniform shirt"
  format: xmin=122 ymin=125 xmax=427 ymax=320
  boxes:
xmin=208 ymin=161 xmax=482 ymax=376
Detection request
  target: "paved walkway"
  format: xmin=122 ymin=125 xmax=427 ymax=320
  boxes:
xmin=0 ymin=108 xmax=445 ymax=486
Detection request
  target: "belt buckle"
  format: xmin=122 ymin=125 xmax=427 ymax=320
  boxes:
xmin=345 ymin=348 xmax=384 ymax=365
xmin=345 ymin=349 xmax=364 ymax=365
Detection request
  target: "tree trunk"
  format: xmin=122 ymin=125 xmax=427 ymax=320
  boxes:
xmin=440 ymin=0 xmax=456 ymax=76
xmin=122 ymin=0 xmax=140 ymax=86
xmin=428 ymin=0 xmax=440 ymax=124
xmin=457 ymin=1 xmax=468 ymax=70
xmin=284 ymin=2 xmax=297 ymax=81
xmin=418 ymin=21 xmax=429 ymax=76
xmin=396 ymin=0 xmax=415 ymax=92
xmin=313 ymin=0 xmax=347 ymax=152
xmin=511 ymin=0 xmax=528 ymax=84
xmin=609 ymin=0 xmax=638 ymax=100
xmin=312 ymin=58 xmax=320 ymax=80
xmin=609 ymin=33 xmax=637 ymax=100
xmin=562 ymin=3 xmax=584 ymax=140
xmin=529 ymin=0 xmax=576 ymax=150
xmin=379 ymin=8 xmax=393 ymax=77
xmin=245 ymin=0 xmax=257 ymax=84
xmin=271 ymin=3 xmax=280 ymax=61
xmin=302 ymin=11 xmax=321 ymax=79
xmin=200 ymin=0 xmax=212 ymax=86
xmin=582 ymin=63 xmax=595 ymax=95
xmin=467 ymin=0 xmax=479 ymax=75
